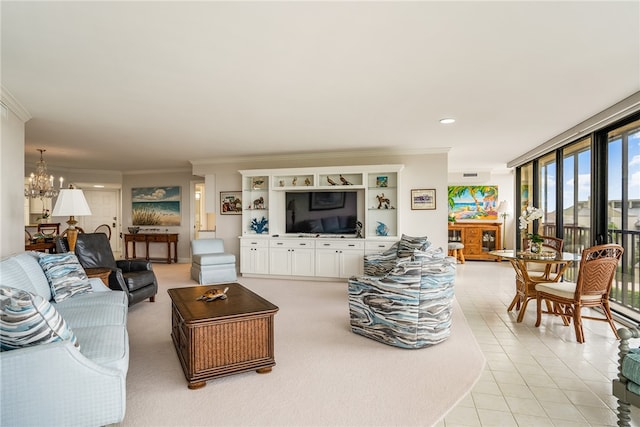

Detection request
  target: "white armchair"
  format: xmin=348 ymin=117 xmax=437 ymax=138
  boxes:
xmin=190 ymin=239 xmax=237 ymax=284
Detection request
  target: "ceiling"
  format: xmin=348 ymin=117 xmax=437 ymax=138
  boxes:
xmin=3 ymin=1 xmax=639 ymax=174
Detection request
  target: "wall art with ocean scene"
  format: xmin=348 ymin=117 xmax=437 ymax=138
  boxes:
xmin=132 ymin=186 xmax=181 ymax=226
xmin=448 ymin=185 xmax=498 ymax=221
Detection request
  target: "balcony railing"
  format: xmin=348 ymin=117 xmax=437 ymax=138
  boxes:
xmin=540 ymin=224 xmax=640 ymax=321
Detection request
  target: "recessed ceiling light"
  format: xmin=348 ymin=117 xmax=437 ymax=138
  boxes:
xmin=93 ymin=185 xmax=105 ymax=188
xmin=440 ymin=118 xmax=456 ymax=124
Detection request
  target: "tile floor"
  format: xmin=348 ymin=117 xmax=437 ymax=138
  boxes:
xmin=436 ymin=260 xmax=640 ymax=427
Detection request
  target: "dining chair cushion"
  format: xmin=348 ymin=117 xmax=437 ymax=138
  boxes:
xmin=535 ymin=281 xmax=602 ymax=302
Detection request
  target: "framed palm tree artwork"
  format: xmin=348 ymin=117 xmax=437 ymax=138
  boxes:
xmin=448 ymin=186 xmax=498 ymax=221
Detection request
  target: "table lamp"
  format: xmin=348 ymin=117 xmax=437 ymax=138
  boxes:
xmin=496 ymin=200 xmax=510 ymax=250
xmin=52 ymin=185 xmax=92 ymax=252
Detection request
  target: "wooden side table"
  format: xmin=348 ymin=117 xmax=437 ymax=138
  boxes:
xmin=85 ymin=267 xmax=111 ymax=287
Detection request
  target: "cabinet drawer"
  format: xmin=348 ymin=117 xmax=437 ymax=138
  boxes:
xmin=466 ymin=229 xmax=481 ymax=238
xmin=241 ymin=239 xmax=269 ymax=248
xmin=146 ymin=235 xmax=166 ymax=242
xmin=270 ymin=239 xmax=315 ymax=249
xmin=316 ymin=240 xmax=364 ymax=250
xmin=365 ymin=241 xmax=396 ymax=253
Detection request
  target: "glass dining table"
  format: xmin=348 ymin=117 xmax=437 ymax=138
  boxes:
xmin=488 ymin=249 xmax=582 ymax=322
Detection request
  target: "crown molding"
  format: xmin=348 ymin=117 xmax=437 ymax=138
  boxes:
xmin=1 ymin=86 xmax=31 ymax=122
xmin=122 ymin=168 xmax=193 ymax=175
xmin=190 ymin=147 xmax=450 ymax=166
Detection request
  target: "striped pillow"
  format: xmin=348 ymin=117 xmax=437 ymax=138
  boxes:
xmin=38 ymin=253 xmax=92 ymax=303
xmin=397 ymin=234 xmax=429 ymax=258
xmin=0 ymin=286 xmax=78 ymax=351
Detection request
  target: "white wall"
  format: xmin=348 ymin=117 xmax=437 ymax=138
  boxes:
xmin=1 ymin=92 xmax=29 ymax=257
xmin=192 ymin=151 xmax=450 ymax=258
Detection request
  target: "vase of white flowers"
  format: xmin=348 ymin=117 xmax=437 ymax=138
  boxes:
xmin=519 ymin=206 xmax=544 ymax=253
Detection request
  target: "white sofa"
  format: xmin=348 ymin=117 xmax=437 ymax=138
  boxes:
xmin=0 ymin=251 xmax=129 ymax=427
xmin=190 ymin=238 xmax=237 ymax=284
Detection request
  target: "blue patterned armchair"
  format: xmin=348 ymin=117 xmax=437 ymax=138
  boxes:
xmin=348 ymin=237 xmax=456 ymax=349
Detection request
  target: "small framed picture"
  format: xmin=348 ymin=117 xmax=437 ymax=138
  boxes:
xmin=411 ymin=189 xmax=436 ymax=210
xmin=376 ymin=176 xmax=388 ymax=187
xmin=220 ymin=191 xmax=242 ymax=215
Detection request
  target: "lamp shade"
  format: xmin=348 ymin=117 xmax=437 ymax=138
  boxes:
xmin=497 ymin=200 xmax=510 ymax=214
xmin=52 ymin=188 xmax=92 ymax=217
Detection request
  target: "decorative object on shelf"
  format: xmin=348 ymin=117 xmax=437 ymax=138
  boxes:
xmin=196 ymin=287 xmax=229 ymax=302
xmin=52 ymin=185 xmax=92 ymax=252
xmin=304 ymin=178 xmax=311 ymax=186
xmin=250 ymin=217 xmax=269 ymax=234
xmin=292 ymin=177 xmax=297 ymax=186
xmin=25 ymin=149 xmax=64 ymax=200
xmin=253 ymin=196 xmax=265 ymax=210
xmin=127 ymin=226 xmax=140 ymax=234
xmin=447 ymin=213 xmax=456 ymax=225
xmin=356 ymin=221 xmax=363 ymax=238
xmin=411 ymin=189 xmax=436 ymax=210
xmin=220 ymin=191 xmax=242 ymax=215
xmin=279 ymin=180 xmax=285 ymax=187
xmin=376 ymin=176 xmax=388 ymax=187
xmin=376 ymin=221 xmax=389 ymax=236
xmin=376 ymin=193 xmax=392 ymax=209
xmin=448 ymin=185 xmax=498 ymax=220
xmin=132 ymin=186 xmax=181 ymax=225
xmin=327 ymin=176 xmax=338 ymax=185
xmin=340 ymin=174 xmax=353 ymax=185
xmin=518 ymin=205 xmax=544 ymax=252
xmin=251 ymin=177 xmax=266 ymax=190
xmin=496 ymin=200 xmax=510 ymax=249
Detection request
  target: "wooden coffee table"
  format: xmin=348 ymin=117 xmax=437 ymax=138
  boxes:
xmin=168 ymin=283 xmax=278 ymax=389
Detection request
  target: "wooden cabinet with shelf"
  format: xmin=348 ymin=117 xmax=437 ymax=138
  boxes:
xmin=448 ymin=222 xmax=501 ymax=261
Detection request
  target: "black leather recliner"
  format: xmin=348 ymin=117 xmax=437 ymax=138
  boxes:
xmin=59 ymin=233 xmax=158 ymax=306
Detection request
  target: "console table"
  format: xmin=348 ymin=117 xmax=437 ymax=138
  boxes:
xmin=124 ymin=233 xmax=178 ymax=264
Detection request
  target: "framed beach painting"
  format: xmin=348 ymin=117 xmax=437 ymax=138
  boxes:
xmin=448 ymin=185 xmax=498 ymax=221
xmin=132 ymin=186 xmax=181 ymax=226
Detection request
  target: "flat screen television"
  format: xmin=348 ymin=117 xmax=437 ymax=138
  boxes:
xmin=285 ymin=191 xmax=358 ymax=235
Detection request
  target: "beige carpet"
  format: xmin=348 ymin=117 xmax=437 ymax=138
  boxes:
xmin=118 ymin=263 xmax=485 ymax=427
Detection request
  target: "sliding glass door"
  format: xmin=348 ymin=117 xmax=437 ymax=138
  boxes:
xmin=608 ymin=118 xmax=640 ymax=314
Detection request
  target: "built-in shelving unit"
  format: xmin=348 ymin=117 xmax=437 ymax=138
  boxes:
xmin=239 ymin=165 xmax=403 ymax=279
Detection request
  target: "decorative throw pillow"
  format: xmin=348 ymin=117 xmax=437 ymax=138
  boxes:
xmin=0 ymin=286 xmax=79 ymax=351
xmin=38 ymin=253 xmax=92 ymax=303
xmin=397 ymin=234 xmax=430 ymax=258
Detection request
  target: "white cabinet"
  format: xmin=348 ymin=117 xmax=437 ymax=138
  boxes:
xmin=365 ymin=240 xmax=396 ymax=254
xmin=240 ymin=239 xmax=269 ymax=275
xmin=315 ymin=240 xmax=364 ymax=278
xmin=239 ymin=165 xmax=403 ymax=280
xmin=241 ymin=175 xmax=270 ymax=236
xmin=366 ymin=172 xmax=398 ymax=238
xmin=269 ymin=239 xmax=315 ymax=276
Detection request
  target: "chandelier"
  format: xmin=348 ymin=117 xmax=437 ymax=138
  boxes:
xmin=24 ymin=149 xmax=64 ymax=199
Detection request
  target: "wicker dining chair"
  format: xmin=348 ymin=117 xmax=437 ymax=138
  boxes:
xmin=534 ymin=243 xmax=623 ymax=343
xmin=94 ymin=224 xmax=112 ymax=240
